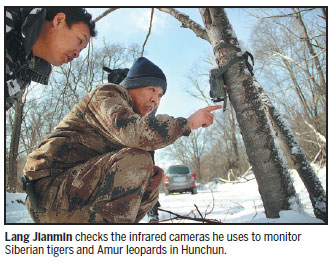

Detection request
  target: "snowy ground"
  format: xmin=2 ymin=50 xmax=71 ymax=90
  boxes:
xmin=5 ymin=164 xmax=326 ymax=224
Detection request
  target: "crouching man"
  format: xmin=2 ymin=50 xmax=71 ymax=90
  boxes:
xmin=23 ymin=57 xmax=221 ymax=223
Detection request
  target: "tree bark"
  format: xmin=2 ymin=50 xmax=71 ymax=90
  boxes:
xmin=158 ymin=8 xmax=209 ymax=41
xmin=261 ymin=93 xmax=327 ymax=222
xmin=199 ymin=8 xmax=298 ymax=218
xmin=8 ymin=94 xmax=24 ymax=192
xmin=230 ymin=107 xmax=240 ymax=175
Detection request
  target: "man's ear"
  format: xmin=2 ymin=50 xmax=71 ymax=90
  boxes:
xmin=53 ymin=12 xmax=66 ymax=27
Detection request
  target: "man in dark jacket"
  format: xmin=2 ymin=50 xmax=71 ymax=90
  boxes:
xmin=5 ymin=8 xmax=97 ymax=111
xmin=23 ymin=57 xmax=221 ymax=223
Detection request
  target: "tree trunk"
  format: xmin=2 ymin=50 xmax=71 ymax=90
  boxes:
xmin=280 ymin=58 xmax=312 ymax=120
xmin=7 ymin=94 xmax=24 ymax=192
xmin=230 ymin=107 xmax=240 ymax=175
xmin=199 ymin=8 xmax=298 ymax=218
xmin=261 ymin=93 xmax=327 ymax=222
xmin=292 ymin=8 xmax=326 ymax=101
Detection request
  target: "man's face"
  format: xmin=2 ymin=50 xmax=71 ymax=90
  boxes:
xmin=129 ymin=86 xmax=164 ymax=116
xmin=39 ymin=13 xmax=91 ymax=66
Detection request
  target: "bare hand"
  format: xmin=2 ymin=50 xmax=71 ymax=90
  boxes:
xmin=187 ymin=105 xmax=222 ymax=130
xmin=149 ymin=166 xmax=164 ymax=189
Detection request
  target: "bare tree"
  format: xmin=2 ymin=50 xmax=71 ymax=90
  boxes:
xmin=155 ymin=8 xmax=326 ymax=220
xmin=248 ymin=8 xmax=326 ymax=163
xmin=7 ymin=94 xmax=24 ymax=192
xmin=197 ymin=8 xmax=325 ymax=221
xmin=249 ymin=8 xmax=326 ymax=124
xmin=292 ymin=8 xmax=326 ymax=100
xmin=164 ymin=129 xmax=207 ymax=182
xmin=184 ymin=56 xmax=243 ymax=179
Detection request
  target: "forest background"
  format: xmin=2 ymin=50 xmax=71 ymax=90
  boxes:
xmin=5 ymin=8 xmax=326 ymax=193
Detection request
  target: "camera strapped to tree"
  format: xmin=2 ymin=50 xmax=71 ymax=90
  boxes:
xmin=209 ymin=42 xmax=254 ymax=111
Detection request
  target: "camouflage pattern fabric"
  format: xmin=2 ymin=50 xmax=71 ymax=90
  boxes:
xmin=27 ymin=148 xmax=158 ymax=223
xmin=24 ymin=84 xmax=191 ymax=223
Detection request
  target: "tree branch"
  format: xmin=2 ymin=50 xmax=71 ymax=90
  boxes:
xmin=156 ymin=207 xmax=222 ymax=224
xmin=157 ymin=8 xmax=209 ymax=42
xmin=153 ymin=188 xmax=220 ymax=224
xmin=303 ymin=119 xmax=326 ymax=144
xmin=194 ymin=204 xmax=204 ymax=220
xmin=93 ymin=8 xmax=120 ymax=23
xmin=243 ymin=8 xmax=315 ymax=20
xmin=216 ymin=177 xmax=255 ymax=184
xmin=141 ymin=8 xmax=154 ymax=56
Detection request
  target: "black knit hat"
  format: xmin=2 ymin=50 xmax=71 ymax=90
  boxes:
xmin=120 ymin=57 xmax=167 ymax=94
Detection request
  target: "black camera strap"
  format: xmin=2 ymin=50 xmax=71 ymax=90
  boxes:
xmin=213 ymin=41 xmax=254 ymax=77
xmin=209 ymin=42 xmax=254 ymax=111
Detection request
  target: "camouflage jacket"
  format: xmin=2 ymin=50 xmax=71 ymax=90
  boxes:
xmin=24 ymin=84 xmax=191 ymax=181
xmin=6 ymin=8 xmax=51 ymax=110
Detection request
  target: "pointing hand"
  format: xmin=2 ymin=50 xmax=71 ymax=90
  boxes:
xmin=187 ymin=105 xmax=222 ymax=130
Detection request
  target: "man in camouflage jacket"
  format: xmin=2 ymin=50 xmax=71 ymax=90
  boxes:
xmin=23 ymin=57 xmax=221 ymax=223
xmin=5 ymin=8 xmax=96 ymax=111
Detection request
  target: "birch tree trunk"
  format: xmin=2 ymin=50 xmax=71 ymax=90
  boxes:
xmin=261 ymin=93 xmax=327 ymax=222
xmin=199 ymin=8 xmax=298 ymax=218
xmin=230 ymin=108 xmax=240 ymax=174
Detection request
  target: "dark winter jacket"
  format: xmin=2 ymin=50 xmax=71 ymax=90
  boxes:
xmin=5 ymin=8 xmax=51 ymax=110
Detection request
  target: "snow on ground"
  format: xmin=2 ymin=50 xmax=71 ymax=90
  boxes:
xmin=141 ymin=164 xmax=326 ymax=223
xmin=5 ymin=192 xmax=34 ymax=223
xmin=5 ymin=164 xmax=326 ymax=224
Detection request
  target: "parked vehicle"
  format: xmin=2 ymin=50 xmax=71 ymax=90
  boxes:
xmin=164 ymin=165 xmax=197 ymax=195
